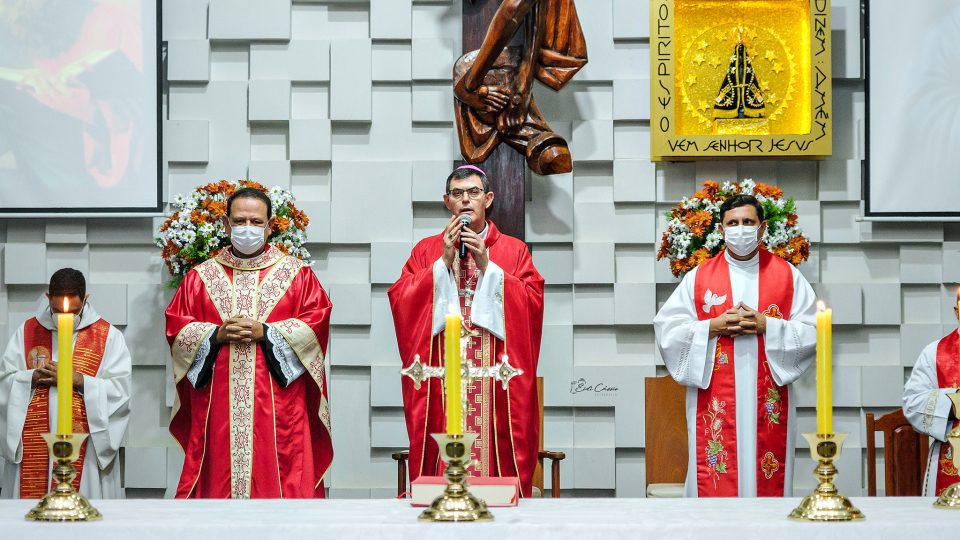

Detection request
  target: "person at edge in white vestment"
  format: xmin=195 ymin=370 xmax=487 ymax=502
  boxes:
xmin=653 ymin=194 xmax=817 ymax=497
xmin=903 ymin=288 xmax=960 ymax=496
xmin=0 ymin=268 xmax=132 ymax=499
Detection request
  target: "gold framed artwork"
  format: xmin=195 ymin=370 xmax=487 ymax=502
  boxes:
xmin=650 ymin=0 xmax=832 ymax=161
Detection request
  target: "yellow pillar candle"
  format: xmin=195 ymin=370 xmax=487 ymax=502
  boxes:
xmin=444 ymin=307 xmax=462 ymax=435
xmin=815 ymin=301 xmax=833 ymax=435
xmin=56 ymin=299 xmax=74 ymax=435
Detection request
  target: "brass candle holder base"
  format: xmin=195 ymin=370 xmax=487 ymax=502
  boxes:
xmin=418 ymin=433 xmax=494 ymax=522
xmin=788 ymin=432 xmax=864 ymax=522
xmin=25 ymin=433 xmax=102 ymax=522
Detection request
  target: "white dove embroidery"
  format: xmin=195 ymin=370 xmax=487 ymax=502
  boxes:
xmin=702 ymin=288 xmax=727 ymax=314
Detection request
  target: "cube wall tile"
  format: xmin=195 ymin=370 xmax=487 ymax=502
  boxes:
xmin=165 ymin=120 xmax=210 ymax=163
xmin=209 ymin=0 xmax=291 ymax=41
xmin=251 ymin=41 xmax=331 ymax=82
xmin=167 ymin=40 xmax=211 ymax=82
xmin=249 ymin=79 xmax=292 ymax=121
xmin=371 ymin=0 xmax=412 ymax=40
xmin=290 ymin=120 xmax=332 ymax=161
xmin=330 ymin=39 xmax=373 ymax=122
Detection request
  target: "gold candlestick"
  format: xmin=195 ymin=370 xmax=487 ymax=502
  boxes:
xmin=418 ymin=432 xmax=494 ymax=522
xmin=788 ymin=432 xmax=864 ymax=521
xmin=25 ymin=433 xmax=102 ymax=522
xmin=934 ymin=394 xmax=960 ymax=509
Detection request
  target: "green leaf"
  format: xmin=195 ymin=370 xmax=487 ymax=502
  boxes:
xmin=770 ymin=413 xmax=781 ymax=424
xmin=708 ymin=440 xmax=724 ymax=453
xmin=716 ymin=462 xmax=727 ymax=474
xmin=767 ymin=387 xmax=781 ymax=401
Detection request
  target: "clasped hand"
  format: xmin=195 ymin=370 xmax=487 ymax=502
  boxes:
xmin=31 ymin=362 xmax=83 ymax=391
xmin=216 ymin=316 xmax=264 ymax=344
xmin=709 ymin=302 xmax=766 ymax=338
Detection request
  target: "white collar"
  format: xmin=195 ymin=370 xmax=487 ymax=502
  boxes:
xmin=724 ymin=249 xmax=760 ymax=269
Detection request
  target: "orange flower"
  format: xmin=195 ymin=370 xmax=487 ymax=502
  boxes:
xmin=239 ymin=179 xmax=267 ymax=192
xmin=684 ymin=210 xmax=713 ymax=237
xmin=754 ymin=183 xmax=783 ymax=199
xmin=702 ymin=180 xmax=720 ymax=196
xmin=209 ymin=201 xmax=226 ymax=218
xmin=786 ymin=212 xmax=798 ymax=227
xmin=190 ymin=209 xmax=203 ymax=225
xmin=689 ymin=248 xmax=711 ymax=268
xmin=159 ymin=219 xmax=171 ymax=233
xmin=670 ymin=258 xmax=689 ymax=277
xmin=269 ymin=216 xmax=290 ymax=232
xmin=657 ymin=231 xmax=672 ymax=260
xmin=276 ymin=244 xmax=289 ymax=255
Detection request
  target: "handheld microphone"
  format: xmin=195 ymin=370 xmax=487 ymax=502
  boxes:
xmin=458 ymin=214 xmax=471 ymax=259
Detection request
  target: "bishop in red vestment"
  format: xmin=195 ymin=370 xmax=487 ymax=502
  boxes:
xmin=388 ymin=166 xmax=544 ymax=496
xmin=165 ymin=188 xmax=333 ymax=498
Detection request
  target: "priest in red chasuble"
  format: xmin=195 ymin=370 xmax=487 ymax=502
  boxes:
xmin=165 ymin=188 xmax=333 ymax=499
xmin=388 ymin=166 xmax=544 ymax=496
xmin=903 ymin=289 xmax=960 ymax=496
xmin=654 ymin=195 xmax=817 ymax=497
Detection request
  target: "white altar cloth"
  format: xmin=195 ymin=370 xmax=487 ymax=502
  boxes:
xmin=1 ymin=497 xmax=958 ymax=539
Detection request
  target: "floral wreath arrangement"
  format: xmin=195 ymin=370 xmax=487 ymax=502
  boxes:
xmin=657 ymin=179 xmax=809 ymax=277
xmin=155 ymin=179 xmax=311 ymax=287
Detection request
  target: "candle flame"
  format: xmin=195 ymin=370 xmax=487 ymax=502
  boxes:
xmin=816 ymin=300 xmax=826 ymax=312
xmin=62 ymin=297 xmax=68 ymax=312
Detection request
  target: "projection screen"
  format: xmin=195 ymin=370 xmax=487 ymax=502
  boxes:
xmin=866 ymin=0 xmax=960 ymax=217
xmin=0 ymin=0 xmax=160 ymax=214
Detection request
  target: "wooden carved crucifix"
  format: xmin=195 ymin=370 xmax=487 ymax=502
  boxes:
xmin=457 ymin=0 xmax=587 ymax=240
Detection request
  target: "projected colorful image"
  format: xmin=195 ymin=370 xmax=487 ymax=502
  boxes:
xmin=0 ymin=0 xmax=159 ymax=212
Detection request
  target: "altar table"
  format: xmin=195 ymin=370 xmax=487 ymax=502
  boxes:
xmin=2 ymin=497 xmax=958 ymax=539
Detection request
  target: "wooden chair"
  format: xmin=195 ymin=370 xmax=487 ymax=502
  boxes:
xmin=391 ymin=376 xmax=565 ymax=497
xmin=865 ymin=409 xmax=929 ymax=496
xmin=644 ymin=375 xmax=688 ymax=497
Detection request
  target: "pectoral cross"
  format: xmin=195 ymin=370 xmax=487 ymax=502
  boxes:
xmin=400 ymin=352 xmax=524 ymax=433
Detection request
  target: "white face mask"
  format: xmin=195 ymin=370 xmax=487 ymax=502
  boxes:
xmin=724 ymin=225 xmax=760 ymax=257
xmin=48 ymin=303 xmax=85 ymax=327
xmin=231 ymin=225 xmax=266 ymax=255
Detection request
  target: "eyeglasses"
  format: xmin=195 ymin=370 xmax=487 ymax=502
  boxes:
xmin=446 ymin=187 xmax=486 ymax=200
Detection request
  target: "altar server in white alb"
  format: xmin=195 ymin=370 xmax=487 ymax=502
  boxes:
xmin=903 ymin=289 xmax=960 ymax=497
xmin=0 ymin=268 xmax=132 ymax=499
xmin=653 ymin=195 xmax=817 ymax=497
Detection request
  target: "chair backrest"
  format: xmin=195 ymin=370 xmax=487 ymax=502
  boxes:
xmin=866 ymin=409 xmax=929 ymax=496
xmin=645 ymin=375 xmax=688 ymax=488
xmin=533 ymin=376 xmax=545 ymax=492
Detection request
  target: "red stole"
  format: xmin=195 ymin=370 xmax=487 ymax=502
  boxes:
xmin=933 ymin=331 xmax=960 ymax=495
xmin=19 ymin=317 xmax=109 ymax=498
xmin=458 ymin=252 xmax=499 ymax=477
xmin=692 ymin=250 xmax=793 ymax=496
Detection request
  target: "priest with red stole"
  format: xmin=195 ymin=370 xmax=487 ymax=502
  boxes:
xmin=388 ymin=165 xmax=544 ymax=496
xmin=654 ymin=195 xmax=817 ymax=497
xmin=165 ymin=187 xmax=333 ymax=498
xmin=903 ymin=289 xmax=960 ymax=496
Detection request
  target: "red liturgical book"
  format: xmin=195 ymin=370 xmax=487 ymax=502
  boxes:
xmin=410 ymin=476 xmax=520 ymax=507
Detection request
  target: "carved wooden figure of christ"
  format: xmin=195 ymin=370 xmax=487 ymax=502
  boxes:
xmin=454 ymin=0 xmax=587 ymax=176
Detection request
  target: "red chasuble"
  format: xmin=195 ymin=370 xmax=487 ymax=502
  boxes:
xmin=19 ymin=318 xmax=109 ymax=498
xmin=933 ymin=331 xmax=960 ymax=495
xmin=165 ymin=245 xmax=333 ymax=499
xmin=692 ymin=249 xmax=793 ymax=496
xmin=388 ymin=220 xmax=544 ymax=497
